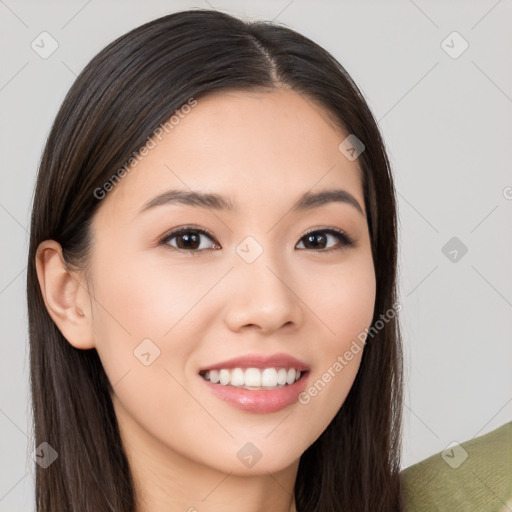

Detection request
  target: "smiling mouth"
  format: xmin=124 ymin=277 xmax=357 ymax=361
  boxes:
xmin=199 ymin=367 xmax=307 ymax=390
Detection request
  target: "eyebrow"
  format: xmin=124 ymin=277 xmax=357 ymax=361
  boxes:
xmin=138 ymin=188 xmax=365 ymax=216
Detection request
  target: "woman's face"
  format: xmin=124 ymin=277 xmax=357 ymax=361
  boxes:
xmin=84 ymin=88 xmax=376 ymax=475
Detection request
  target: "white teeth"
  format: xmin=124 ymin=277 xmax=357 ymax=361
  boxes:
xmin=261 ymin=368 xmax=278 ymax=387
xmin=244 ymin=368 xmax=261 ymax=387
xmin=276 ymin=368 xmax=288 ymax=385
xmin=230 ymin=368 xmax=245 ymax=387
xmin=219 ymin=369 xmax=230 ymax=386
xmin=286 ymin=368 xmax=296 ymax=385
xmin=201 ymin=367 xmax=304 ymax=389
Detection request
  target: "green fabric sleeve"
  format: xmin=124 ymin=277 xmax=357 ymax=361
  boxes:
xmin=401 ymin=421 xmax=512 ymax=511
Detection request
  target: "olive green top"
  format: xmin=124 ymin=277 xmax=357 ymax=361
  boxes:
xmin=401 ymin=421 xmax=512 ymax=511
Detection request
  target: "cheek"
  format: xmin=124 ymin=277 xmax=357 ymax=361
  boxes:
xmin=296 ymin=250 xmax=376 ymax=349
xmin=87 ymin=249 xmax=223 ymax=464
xmin=87 ymin=244 xmax=229 ymax=427
xmin=89 ymin=245 xmax=213 ymax=347
xmin=293 ymin=253 xmax=375 ymax=432
xmin=86 ymin=244 xmax=192 ymax=389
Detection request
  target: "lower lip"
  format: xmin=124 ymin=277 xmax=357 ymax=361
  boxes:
xmin=200 ymin=372 xmax=310 ymax=413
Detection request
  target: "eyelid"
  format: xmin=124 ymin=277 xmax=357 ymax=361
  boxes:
xmin=302 ymin=226 xmax=354 ymax=243
xmin=158 ymin=225 xmax=356 ymax=253
xmin=298 ymin=226 xmax=356 ymax=250
xmin=158 ymin=225 xmax=218 ymax=249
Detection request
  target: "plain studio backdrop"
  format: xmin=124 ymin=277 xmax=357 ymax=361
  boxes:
xmin=0 ymin=1 xmax=511 ymax=510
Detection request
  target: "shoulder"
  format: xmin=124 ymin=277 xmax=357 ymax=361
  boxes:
xmin=400 ymin=421 xmax=512 ymax=511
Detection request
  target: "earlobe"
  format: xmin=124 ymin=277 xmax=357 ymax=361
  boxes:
xmin=35 ymin=240 xmax=95 ymax=350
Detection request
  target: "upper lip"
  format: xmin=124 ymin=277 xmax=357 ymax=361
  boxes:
xmin=198 ymin=352 xmax=310 ymax=372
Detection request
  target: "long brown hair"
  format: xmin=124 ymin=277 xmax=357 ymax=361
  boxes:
xmin=27 ymin=9 xmax=404 ymax=511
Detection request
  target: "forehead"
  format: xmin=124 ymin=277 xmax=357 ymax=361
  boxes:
xmin=98 ymin=88 xmax=365 ymax=217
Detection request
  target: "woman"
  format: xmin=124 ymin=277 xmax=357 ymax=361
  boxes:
xmin=28 ymin=9 xmax=404 ymax=511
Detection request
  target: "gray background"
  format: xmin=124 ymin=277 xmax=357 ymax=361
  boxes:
xmin=1 ymin=0 xmax=511 ymax=510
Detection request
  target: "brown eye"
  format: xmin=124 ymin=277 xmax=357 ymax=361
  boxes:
xmin=160 ymin=227 xmax=219 ymax=253
xmin=159 ymin=226 xmax=354 ymax=254
xmin=296 ymin=229 xmax=355 ymax=251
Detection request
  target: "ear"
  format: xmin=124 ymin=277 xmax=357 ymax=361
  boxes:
xmin=35 ymin=240 xmax=95 ymax=350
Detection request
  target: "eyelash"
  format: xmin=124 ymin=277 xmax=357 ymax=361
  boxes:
xmin=158 ymin=226 xmax=355 ymax=255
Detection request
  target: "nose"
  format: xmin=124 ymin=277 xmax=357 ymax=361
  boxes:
xmin=223 ymin=248 xmax=303 ymax=334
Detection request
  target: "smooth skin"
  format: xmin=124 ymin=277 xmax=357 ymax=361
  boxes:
xmin=36 ymin=88 xmax=376 ymax=512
